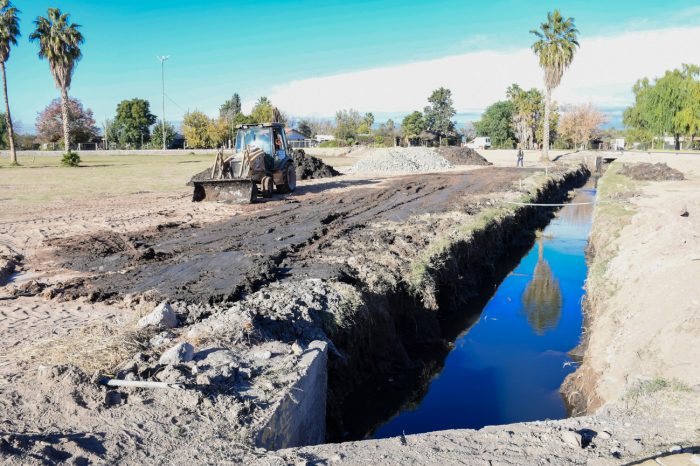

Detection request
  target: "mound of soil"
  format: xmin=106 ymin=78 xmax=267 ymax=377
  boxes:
xmin=436 ymin=147 xmax=492 ymax=166
xmin=188 ymin=167 xmax=211 ymax=184
xmin=619 ymin=162 xmax=685 ymax=181
xmin=293 ymin=150 xmax=340 ymax=180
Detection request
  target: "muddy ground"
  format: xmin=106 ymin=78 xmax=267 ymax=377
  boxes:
xmin=37 ymin=168 xmax=536 ymax=306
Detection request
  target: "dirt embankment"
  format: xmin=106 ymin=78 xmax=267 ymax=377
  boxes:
xmin=293 ymin=150 xmax=340 ymax=179
xmin=436 ymin=146 xmax=492 ymax=166
xmin=562 ymin=158 xmax=700 ymax=415
xmin=618 ymin=162 xmax=684 ymax=181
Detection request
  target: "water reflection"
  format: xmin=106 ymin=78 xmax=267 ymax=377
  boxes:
xmin=521 ymin=239 xmax=563 ymax=335
xmin=559 ymin=190 xmax=595 ymax=227
xmin=370 ymin=182 xmax=596 ymax=440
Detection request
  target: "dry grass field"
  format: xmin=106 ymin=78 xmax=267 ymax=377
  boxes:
xmin=0 ymin=153 xmax=213 ymax=206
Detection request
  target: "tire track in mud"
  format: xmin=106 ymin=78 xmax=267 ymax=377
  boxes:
xmin=41 ymin=169 xmax=535 ymax=305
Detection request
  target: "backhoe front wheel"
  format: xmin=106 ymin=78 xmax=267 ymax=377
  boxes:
xmin=261 ymin=176 xmax=274 ymax=198
xmin=277 ymin=163 xmax=297 ymax=194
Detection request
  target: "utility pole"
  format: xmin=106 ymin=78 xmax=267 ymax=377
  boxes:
xmin=157 ymin=55 xmax=170 ymax=150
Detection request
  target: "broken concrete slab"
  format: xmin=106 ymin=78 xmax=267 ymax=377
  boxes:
xmin=137 ymin=301 xmax=178 ymax=329
xmin=158 ymin=342 xmax=194 ymax=365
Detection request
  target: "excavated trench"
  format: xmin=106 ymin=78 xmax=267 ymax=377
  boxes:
xmin=38 ymin=166 xmax=590 ymax=446
xmin=329 ymin=167 xmax=591 ymax=441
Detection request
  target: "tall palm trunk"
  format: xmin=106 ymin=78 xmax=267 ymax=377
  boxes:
xmin=60 ymin=87 xmax=71 ymax=152
xmin=541 ymin=87 xmax=551 ymax=161
xmin=1 ymin=62 xmax=17 ymax=165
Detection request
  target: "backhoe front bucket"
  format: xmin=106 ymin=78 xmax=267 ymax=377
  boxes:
xmin=192 ymin=179 xmax=257 ymax=204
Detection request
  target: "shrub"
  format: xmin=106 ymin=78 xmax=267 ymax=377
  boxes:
xmin=61 ymin=151 xmax=81 ymax=167
xmin=319 ymin=140 xmax=341 ymax=148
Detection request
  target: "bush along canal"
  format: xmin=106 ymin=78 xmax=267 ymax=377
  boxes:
xmin=371 ymin=181 xmax=596 ymax=439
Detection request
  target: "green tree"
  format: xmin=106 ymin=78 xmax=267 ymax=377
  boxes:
xmin=474 ymin=100 xmax=516 ymax=148
xmin=103 ymin=118 xmax=117 ymax=148
xmin=334 ymin=109 xmax=362 ymax=143
xmin=0 ymin=111 xmax=7 ymax=148
xmin=113 ymin=98 xmax=156 ymax=147
xmin=29 ymin=8 xmax=84 ymax=159
xmin=182 ymin=111 xmax=211 ymax=148
xmin=401 ymin=111 xmax=425 ymax=145
xmin=530 ymin=10 xmax=579 ymax=160
xmin=675 ymin=75 xmax=700 ymax=148
xmin=250 ymin=96 xmax=274 ymax=123
xmin=507 ymin=84 xmax=545 ymax=149
xmin=0 ymin=0 xmax=19 ymax=165
xmin=207 ymin=117 xmax=228 ymax=148
xmin=357 ymin=112 xmax=375 ymax=134
xmin=624 ymin=64 xmax=700 ymax=150
xmin=423 ymin=87 xmax=456 ymax=143
xmin=219 ymin=93 xmax=241 ymax=121
xmin=219 ymin=93 xmax=242 ymax=141
xmin=233 ymin=112 xmax=254 ymax=126
xmin=150 ymin=120 xmax=176 ymax=149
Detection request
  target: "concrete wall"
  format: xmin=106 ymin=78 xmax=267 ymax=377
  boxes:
xmin=255 ymin=340 xmax=328 ymax=450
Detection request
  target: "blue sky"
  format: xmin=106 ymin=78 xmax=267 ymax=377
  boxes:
xmin=10 ymin=0 xmax=700 ymax=132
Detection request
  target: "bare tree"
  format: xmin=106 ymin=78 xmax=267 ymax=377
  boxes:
xmin=559 ymin=103 xmax=608 ymax=150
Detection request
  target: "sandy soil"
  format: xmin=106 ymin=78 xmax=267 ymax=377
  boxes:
xmin=274 ymin=388 xmax=700 ymax=465
xmin=564 ymin=153 xmax=700 ymax=412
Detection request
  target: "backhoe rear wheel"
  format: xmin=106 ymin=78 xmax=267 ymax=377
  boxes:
xmin=277 ymin=163 xmax=297 ymax=194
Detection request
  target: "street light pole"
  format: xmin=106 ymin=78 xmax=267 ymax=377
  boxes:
xmin=157 ymin=55 xmax=170 ymax=150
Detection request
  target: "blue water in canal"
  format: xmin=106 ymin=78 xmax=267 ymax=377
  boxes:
xmin=373 ymin=185 xmax=596 ymax=439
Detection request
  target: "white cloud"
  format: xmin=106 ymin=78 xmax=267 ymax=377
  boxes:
xmin=267 ymin=26 xmax=700 ymax=119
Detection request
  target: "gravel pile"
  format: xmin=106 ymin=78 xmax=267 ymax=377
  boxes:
xmin=619 ymin=162 xmax=685 ymax=181
xmin=349 ymin=147 xmax=453 ymax=173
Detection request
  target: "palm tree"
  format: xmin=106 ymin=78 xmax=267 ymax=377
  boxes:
xmin=29 ymin=8 xmax=84 ymax=155
xmin=530 ymin=10 xmax=579 ymax=161
xmin=0 ymin=0 xmax=19 ymax=165
xmin=522 ymin=239 xmax=562 ymax=335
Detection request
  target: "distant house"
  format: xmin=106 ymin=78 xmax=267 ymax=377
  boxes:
xmin=315 ymin=134 xmax=335 ymax=142
xmin=286 ymin=128 xmax=318 ymax=148
xmin=285 ymin=128 xmax=308 ymax=142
